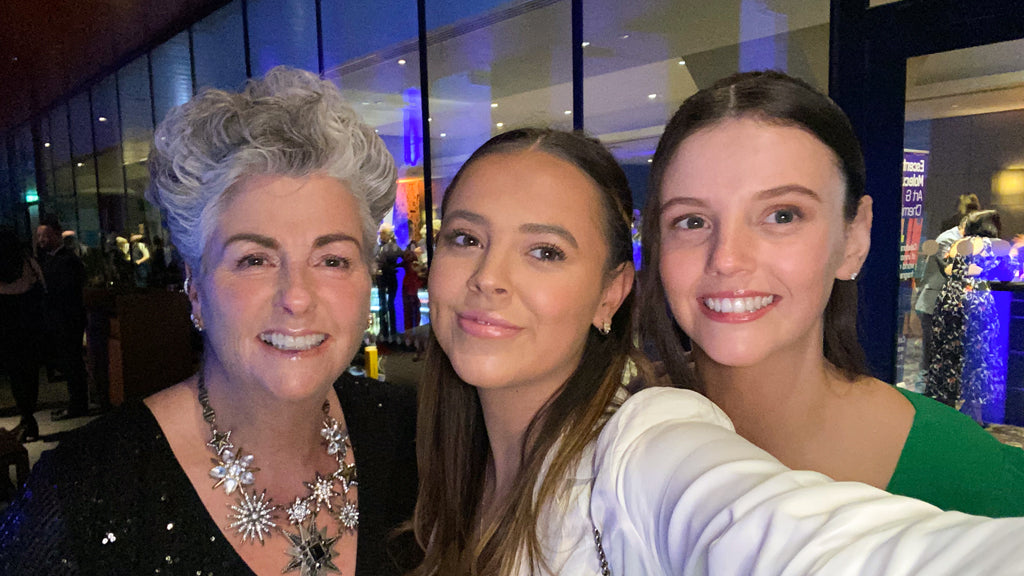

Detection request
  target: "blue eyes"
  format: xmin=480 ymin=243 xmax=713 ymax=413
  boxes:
xmin=673 ymin=208 xmax=801 ymax=230
xmin=765 ymin=208 xmax=799 ymax=224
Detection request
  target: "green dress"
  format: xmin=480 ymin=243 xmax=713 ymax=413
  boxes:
xmin=887 ymin=387 xmax=1024 ymax=517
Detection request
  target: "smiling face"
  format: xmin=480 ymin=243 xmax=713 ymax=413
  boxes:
xmin=191 ymin=174 xmax=371 ymax=401
xmin=658 ymin=117 xmax=869 ymax=369
xmin=429 ymin=150 xmax=628 ymax=401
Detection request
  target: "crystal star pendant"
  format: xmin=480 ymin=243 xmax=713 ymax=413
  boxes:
xmin=304 ymin=472 xmax=340 ymax=511
xmin=337 ymin=500 xmax=359 ymax=532
xmin=210 ymin=448 xmax=258 ymax=495
xmin=287 ymin=496 xmax=312 ymax=525
xmin=283 ymin=516 xmax=341 ymax=575
xmin=207 ymin=429 xmax=234 ymax=455
xmin=228 ymin=489 xmax=278 ymax=544
xmin=336 ymin=463 xmax=357 ymax=494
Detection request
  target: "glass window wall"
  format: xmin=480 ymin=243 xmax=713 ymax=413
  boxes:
xmin=324 ymin=0 xmax=425 ymax=335
xmin=247 ymin=0 xmax=318 ymax=75
xmin=426 ymin=0 xmax=573 ymax=209
xmin=152 ymin=31 xmax=194 ymax=125
xmin=193 ymin=0 xmax=248 ymax=91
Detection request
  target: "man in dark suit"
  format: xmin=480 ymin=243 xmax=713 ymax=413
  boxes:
xmin=36 ymin=217 xmax=90 ymax=420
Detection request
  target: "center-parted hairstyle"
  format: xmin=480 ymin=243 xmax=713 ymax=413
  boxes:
xmin=411 ymin=128 xmax=644 ymax=576
xmin=146 ymin=66 xmax=397 ymax=275
xmin=638 ymin=70 xmax=868 ymax=391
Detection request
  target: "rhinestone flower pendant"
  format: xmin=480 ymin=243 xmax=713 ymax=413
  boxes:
xmin=320 ymin=418 xmax=348 ymax=458
xmin=283 ymin=516 xmax=341 ymax=575
xmin=210 ymin=449 xmax=258 ymax=495
xmin=228 ymin=489 xmax=278 ymax=544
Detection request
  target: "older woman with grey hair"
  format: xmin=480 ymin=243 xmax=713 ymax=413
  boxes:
xmin=0 ymin=66 xmax=418 ymax=576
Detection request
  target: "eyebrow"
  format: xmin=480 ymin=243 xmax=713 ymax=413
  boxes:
xmin=223 ymin=232 xmax=361 ymax=250
xmin=224 ymin=233 xmax=277 ymax=249
xmin=660 ymin=184 xmax=822 ymax=210
xmin=313 ymin=233 xmax=361 ymax=250
xmin=519 ymin=223 xmax=578 ymax=250
xmin=444 ymin=209 xmax=580 ymax=249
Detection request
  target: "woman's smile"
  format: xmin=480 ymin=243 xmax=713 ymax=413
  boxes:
xmin=698 ymin=291 xmax=779 ymax=322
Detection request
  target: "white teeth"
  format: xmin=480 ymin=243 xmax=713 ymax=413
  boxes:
xmin=703 ymin=295 xmax=774 ymax=314
xmin=259 ymin=332 xmax=327 ymax=351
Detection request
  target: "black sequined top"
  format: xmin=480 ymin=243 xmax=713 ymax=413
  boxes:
xmin=0 ymin=372 xmax=420 ymax=575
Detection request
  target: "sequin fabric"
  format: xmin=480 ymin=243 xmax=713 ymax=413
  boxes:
xmin=0 ymin=372 xmax=420 ymax=575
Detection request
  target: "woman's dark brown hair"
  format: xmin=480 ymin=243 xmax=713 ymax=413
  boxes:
xmin=638 ymin=70 xmax=868 ymax=391
xmin=410 ymin=128 xmax=642 ymax=575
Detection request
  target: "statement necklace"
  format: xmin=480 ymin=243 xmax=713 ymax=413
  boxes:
xmin=197 ymin=372 xmax=359 ymax=576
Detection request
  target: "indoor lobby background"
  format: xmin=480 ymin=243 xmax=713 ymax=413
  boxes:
xmin=3 ymin=0 xmax=1024 ymax=425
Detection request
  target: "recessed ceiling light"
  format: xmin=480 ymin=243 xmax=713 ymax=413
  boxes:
xmin=620 ymin=34 xmax=630 ymax=40
xmin=43 ymin=142 xmax=51 ymax=148
xmin=496 ymin=122 xmax=504 ymax=128
xmin=440 ymin=133 xmax=447 ymax=138
xmin=648 ymin=93 xmax=657 ymax=100
xmin=581 ymin=41 xmax=590 ymax=47
xmin=647 ymin=158 xmax=653 ymax=163
xmin=564 ymin=110 xmax=572 ymax=115
xmin=678 ymin=60 xmax=686 ymax=66
xmin=98 ymin=116 xmax=108 ymax=122
xmin=428 ymin=117 xmax=432 ymax=122
xmin=491 ymin=102 xmax=499 ymax=108
xmin=76 ymin=162 xmax=84 ymax=167
xmin=397 ymin=59 xmax=407 ymax=65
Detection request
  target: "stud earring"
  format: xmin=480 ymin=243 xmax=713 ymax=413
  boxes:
xmin=190 ymin=312 xmax=204 ymax=332
xmin=599 ymin=321 xmax=611 ymax=336
xmin=850 ymin=272 xmax=859 ymax=281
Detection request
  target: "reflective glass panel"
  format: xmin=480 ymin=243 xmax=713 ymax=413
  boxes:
xmin=900 ymin=39 xmax=1024 ymax=425
xmin=426 ymin=0 xmax=573 ymax=208
xmin=323 ymin=0 xmax=425 ymax=335
xmin=152 ymin=31 xmax=194 ymax=125
xmin=118 ymin=55 xmax=164 ymax=253
xmin=92 ymin=74 xmax=126 ymax=237
xmin=69 ymin=92 xmax=98 ymax=244
xmin=193 ymin=0 xmax=248 ymax=91
xmin=582 ymin=0 xmax=830 ymax=210
xmin=247 ymin=0 xmax=318 ymax=75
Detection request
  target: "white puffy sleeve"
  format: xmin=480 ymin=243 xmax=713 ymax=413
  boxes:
xmin=590 ymin=387 xmax=1024 ymax=575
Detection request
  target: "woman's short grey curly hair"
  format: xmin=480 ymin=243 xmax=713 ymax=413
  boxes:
xmin=146 ymin=66 xmax=397 ymax=276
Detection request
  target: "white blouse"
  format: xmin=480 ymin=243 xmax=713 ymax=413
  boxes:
xmin=527 ymin=387 xmax=1024 ymax=575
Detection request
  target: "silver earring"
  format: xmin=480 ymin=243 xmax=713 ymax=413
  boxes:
xmin=183 ymin=275 xmax=192 ymax=295
xmin=850 ymin=272 xmax=859 ymax=281
xmin=190 ymin=312 xmax=204 ymax=332
xmin=599 ymin=321 xmax=611 ymax=336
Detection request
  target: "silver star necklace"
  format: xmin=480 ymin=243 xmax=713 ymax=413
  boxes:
xmin=197 ymin=371 xmax=359 ymax=575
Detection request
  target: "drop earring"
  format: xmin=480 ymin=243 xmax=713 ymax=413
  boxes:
xmin=190 ymin=312 xmax=204 ymax=332
xmin=599 ymin=321 xmax=611 ymax=336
